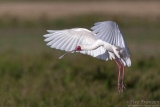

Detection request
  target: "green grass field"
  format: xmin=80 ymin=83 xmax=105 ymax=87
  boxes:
xmin=0 ymin=14 xmax=160 ymax=107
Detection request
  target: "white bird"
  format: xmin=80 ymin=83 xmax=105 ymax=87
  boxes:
xmin=43 ymin=21 xmax=131 ymax=94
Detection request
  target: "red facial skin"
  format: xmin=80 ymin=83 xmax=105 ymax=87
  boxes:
xmin=76 ymin=46 xmax=82 ymax=51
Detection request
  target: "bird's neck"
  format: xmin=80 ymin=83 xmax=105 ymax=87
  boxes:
xmin=80 ymin=39 xmax=122 ymax=59
xmin=80 ymin=39 xmax=114 ymax=52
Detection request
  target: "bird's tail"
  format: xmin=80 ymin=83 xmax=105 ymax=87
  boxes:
xmin=125 ymin=57 xmax=131 ymax=67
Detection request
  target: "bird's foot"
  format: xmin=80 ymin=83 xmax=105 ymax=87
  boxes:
xmin=121 ymin=82 xmax=126 ymax=93
xmin=118 ymin=82 xmax=121 ymax=95
xmin=118 ymin=82 xmax=126 ymax=94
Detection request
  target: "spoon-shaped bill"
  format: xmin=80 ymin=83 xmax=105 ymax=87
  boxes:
xmin=59 ymin=50 xmax=76 ymax=59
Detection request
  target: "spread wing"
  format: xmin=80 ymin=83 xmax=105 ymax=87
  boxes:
xmin=91 ymin=21 xmax=131 ymax=66
xmin=43 ymin=28 xmax=109 ymax=60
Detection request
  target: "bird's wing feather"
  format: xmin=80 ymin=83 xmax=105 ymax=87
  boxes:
xmin=92 ymin=21 xmax=126 ymax=49
xmin=91 ymin=21 xmax=131 ymax=66
xmin=44 ymin=28 xmax=109 ymax=60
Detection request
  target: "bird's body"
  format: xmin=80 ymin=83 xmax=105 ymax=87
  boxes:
xmin=43 ymin=21 xmax=131 ymax=94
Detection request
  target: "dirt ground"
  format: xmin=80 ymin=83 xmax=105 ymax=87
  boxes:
xmin=0 ymin=1 xmax=160 ymax=19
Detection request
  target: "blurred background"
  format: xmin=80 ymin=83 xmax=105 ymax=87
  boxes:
xmin=0 ymin=0 xmax=160 ymax=107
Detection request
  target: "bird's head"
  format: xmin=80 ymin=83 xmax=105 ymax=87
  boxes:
xmin=75 ymin=46 xmax=82 ymax=51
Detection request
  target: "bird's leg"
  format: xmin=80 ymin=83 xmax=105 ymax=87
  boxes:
xmin=114 ymin=59 xmax=122 ymax=94
xmin=118 ymin=66 xmax=121 ymax=94
xmin=121 ymin=65 xmax=126 ymax=92
xmin=118 ymin=60 xmax=126 ymax=92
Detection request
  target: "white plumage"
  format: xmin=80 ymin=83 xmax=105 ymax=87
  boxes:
xmin=43 ymin=21 xmax=131 ymax=93
xmin=44 ymin=21 xmax=131 ymax=67
xmin=44 ymin=28 xmax=109 ymax=61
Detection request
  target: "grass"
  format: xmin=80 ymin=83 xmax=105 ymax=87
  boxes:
xmin=0 ymin=14 xmax=160 ymax=106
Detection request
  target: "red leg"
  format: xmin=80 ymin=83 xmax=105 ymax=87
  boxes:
xmin=121 ymin=65 xmax=126 ymax=92
xmin=119 ymin=60 xmax=126 ymax=92
xmin=114 ymin=59 xmax=122 ymax=94
xmin=114 ymin=59 xmax=127 ymax=94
